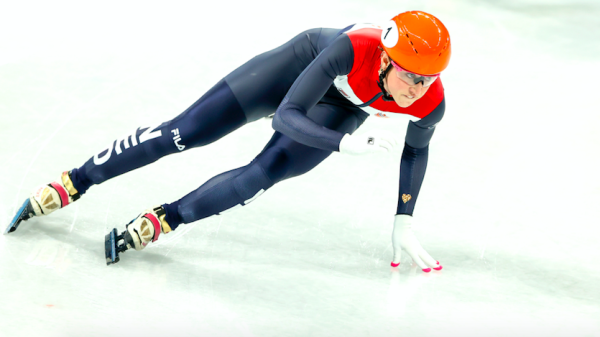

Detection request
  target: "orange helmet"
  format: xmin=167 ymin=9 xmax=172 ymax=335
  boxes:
xmin=381 ymin=11 xmax=451 ymax=75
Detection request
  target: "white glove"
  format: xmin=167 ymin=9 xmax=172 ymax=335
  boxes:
xmin=339 ymin=130 xmax=399 ymax=155
xmin=391 ymin=214 xmax=442 ymax=272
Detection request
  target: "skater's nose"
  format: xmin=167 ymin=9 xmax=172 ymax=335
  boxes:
xmin=408 ymin=82 xmax=423 ymax=97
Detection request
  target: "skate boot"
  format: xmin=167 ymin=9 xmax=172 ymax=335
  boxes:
xmin=5 ymin=171 xmax=81 ymax=234
xmin=104 ymin=205 xmax=172 ymax=265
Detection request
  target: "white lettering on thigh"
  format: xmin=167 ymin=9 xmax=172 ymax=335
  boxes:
xmin=171 ymin=128 xmax=186 ymax=151
xmin=92 ymin=123 xmax=163 ymax=166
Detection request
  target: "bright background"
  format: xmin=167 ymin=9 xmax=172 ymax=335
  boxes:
xmin=1 ymin=0 xmax=599 ymax=336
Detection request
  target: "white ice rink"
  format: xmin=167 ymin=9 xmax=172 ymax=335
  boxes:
xmin=1 ymin=0 xmax=599 ymax=336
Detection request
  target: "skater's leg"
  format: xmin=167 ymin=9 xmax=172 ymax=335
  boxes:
xmin=6 ymin=80 xmax=248 ymax=233
xmin=10 ymin=32 xmax=315 ymax=232
xmin=162 ymin=103 xmax=368 ymax=230
xmin=70 ymin=80 xmax=247 ymax=195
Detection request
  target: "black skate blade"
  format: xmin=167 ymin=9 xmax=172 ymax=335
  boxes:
xmin=105 ymin=228 xmax=120 ymax=265
xmin=105 ymin=228 xmax=130 ymax=265
xmin=4 ymin=199 xmax=34 ymax=235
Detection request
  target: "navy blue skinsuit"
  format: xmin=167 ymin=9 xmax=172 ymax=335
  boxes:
xmin=69 ymin=26 xmax=445 ymax=230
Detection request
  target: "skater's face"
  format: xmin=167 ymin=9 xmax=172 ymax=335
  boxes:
xmin=380 ymin=52 xmax=430 ymax=108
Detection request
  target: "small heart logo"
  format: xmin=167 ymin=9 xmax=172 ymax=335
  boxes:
xmin=402 ymin=194 xmax=412 ymax=203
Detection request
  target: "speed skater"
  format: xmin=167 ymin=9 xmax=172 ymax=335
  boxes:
xmin=6 ymin=11 xmax=450 ymax=272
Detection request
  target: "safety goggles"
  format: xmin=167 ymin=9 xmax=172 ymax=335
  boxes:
xmin=391 ymin=60 xmax=439 ymax=87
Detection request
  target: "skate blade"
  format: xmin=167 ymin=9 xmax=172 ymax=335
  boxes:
xmin=4 ymin=199 xmax=34 ymax=235
xmin=105 ymin=228 xmax=120 ymax=265
xmin=105 ymin=228 xmax=129 ymax=265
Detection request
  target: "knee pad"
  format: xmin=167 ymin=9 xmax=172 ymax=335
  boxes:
xmin=232 ymin=164 xmax=274 ymax=204
xmin=255 ymin=147 xmax=291 ymax=184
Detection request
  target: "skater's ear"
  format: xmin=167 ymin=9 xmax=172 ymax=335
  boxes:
xmin=379 ymin=51 xmax=391 ymax=72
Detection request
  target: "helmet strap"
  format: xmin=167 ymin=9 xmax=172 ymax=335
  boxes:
xmin=377 ymin=63 xmax=395 ymax=102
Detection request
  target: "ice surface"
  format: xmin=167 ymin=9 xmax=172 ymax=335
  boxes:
xmin=1 ymin=0 xmax=599 ymax=336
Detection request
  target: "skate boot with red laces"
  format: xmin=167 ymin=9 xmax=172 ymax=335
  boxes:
xmin=104 ymin=205 xmax=172 ymax=265
xmin=5 ymin=171 xmax=81 ymax=234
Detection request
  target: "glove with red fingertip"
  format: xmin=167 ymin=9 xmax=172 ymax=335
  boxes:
xmin=391 ymin=214 xmax=442 ymax=272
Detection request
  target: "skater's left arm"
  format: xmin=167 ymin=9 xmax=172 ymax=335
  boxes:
xmin=391 ymin=98 xmax=445 ymax=272
xmin=396 ymin=97 xmax=445 ymax=215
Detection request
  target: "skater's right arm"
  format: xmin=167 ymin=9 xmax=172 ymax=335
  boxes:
xmin=272 ymin=34 xmax=355 ymax=152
